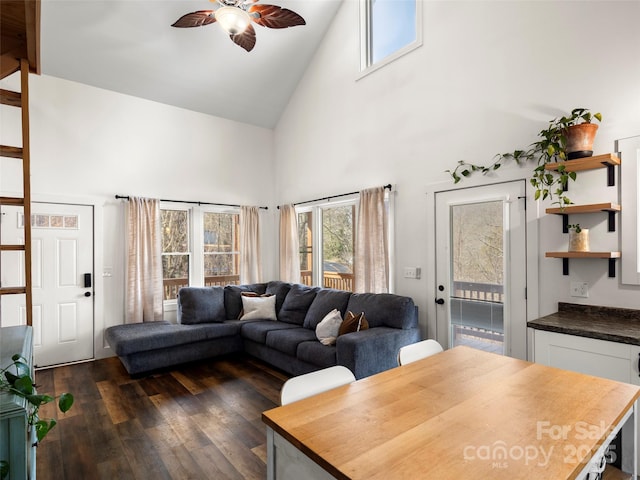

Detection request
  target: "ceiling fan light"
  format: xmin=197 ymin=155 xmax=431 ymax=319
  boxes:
xmin=215 ymin=6 xmax=251 ymax=35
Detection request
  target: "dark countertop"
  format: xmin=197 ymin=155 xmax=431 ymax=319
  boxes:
xmin=528 ymin=302 xmax=640 ymax=345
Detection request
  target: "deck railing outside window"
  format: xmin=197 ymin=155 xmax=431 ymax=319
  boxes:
xmin=452 ymin=281 xmax=503 ymax=303
xmin=300 ymin=271 xmax=354 ymax=292
xmin=163 ymin=275 xmax=241 ymax=300
xmin=165 ymin=275 xmax=493 ymax=300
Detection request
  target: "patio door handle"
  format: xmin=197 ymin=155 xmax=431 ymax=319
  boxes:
xmin=435 ymin=298 xmax=445 ymax=305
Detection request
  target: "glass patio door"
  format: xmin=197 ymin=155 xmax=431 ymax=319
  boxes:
xmin=435 ymin=181 xmax=527 ymax=359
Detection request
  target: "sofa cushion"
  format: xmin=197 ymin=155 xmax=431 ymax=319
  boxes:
xmin=177 ymin=287 xmax=226 ymax=324
xmin=277 ymin=284 xmax=320 ymax=325
xmin=105 ymin=320 xmax=241 ymax=356
xmin=265 ymin=327 xmax=318 ymax=357
xmin=346 ymin=293 xmax=417 ymax=329
xmin=296 ymin=341 xmax=337 ymax=368
xmin=266 ymin=281 xmax=293 ymax=314
xmin=224 ymin=283 xmax=267 ymax=320
xmin=240 ymin=294 xmax=277 ymax=321
xmin=240 ymin=320 xmax=300 ymax=344
xmin=303 ymin=289 xmax=352 ymax=330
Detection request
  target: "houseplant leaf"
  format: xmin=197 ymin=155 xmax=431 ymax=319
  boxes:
xmin=58 ymin=393 xmax=74 ymax=412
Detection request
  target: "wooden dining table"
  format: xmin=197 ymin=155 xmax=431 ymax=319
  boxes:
xmin=262 ymin=346 xmax=640 ymax=480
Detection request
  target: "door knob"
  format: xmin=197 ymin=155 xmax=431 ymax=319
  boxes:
xmin=435 ymin=298 xmax=445 ymax=305
xmin=84 ymin=291 xmax=92 ymax=297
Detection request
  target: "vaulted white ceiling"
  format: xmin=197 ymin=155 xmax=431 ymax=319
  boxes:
xmin=41 ymin=0 xmax=343 ymax=128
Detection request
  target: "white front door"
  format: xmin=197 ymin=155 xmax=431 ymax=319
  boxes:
xmin=435 ymin=181 xmax=527 ymax=359
xmin=1 ymin=202 xmax=94 ymax=367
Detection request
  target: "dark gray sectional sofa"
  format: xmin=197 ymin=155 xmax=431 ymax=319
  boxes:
xmin=105 ymin=281 xmax=420 ymax=379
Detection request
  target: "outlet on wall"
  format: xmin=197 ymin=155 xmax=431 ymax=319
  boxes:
xmin=570 ymin=282 xmax=589 ymax=298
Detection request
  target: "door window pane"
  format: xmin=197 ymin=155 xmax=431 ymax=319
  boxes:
xmin=322 ymin=205 xmax=355 ymax=291
xmin=450 ymin=201 xmax=504 ymax=354
xmin=203 ymin=212 xmax=240 ymax=286
xmin=161 ymin=209 xmax=190 ymax=300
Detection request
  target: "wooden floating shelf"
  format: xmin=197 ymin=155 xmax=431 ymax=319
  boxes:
xmin=546 ymin=202 xmax=621 ymax=232
xmin=0 ymin=196 xmax=25 ymax=206
xmin=0 ymin=145 xmax=23 ymax=159
xmin=545 ymin=251 xmax=620 ymax=259
xmin=545 ymin=202 xmax=621 ymax=215
xmin=546 ymin=252 xmax=620 ymax=277
xmin=545 ymin=153 xmax=620 ymax=172
xmin=0 ymin=89 xmax=21 ymax=107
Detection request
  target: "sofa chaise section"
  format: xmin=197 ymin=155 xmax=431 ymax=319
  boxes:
xmin=104 ymin=320 xmax=243 ymax=375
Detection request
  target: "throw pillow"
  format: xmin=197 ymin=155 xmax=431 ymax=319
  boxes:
xmin=315 ymin=309 xmax=343 ymax=346
xmin=338 ymin=311 xmax=369 ymax=336
xmin=224 ymin=283 xmax=268 ymax=320
xmin=240 ymin=294 xmax=277 ymax=321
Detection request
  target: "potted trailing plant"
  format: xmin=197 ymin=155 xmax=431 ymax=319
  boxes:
xmin=0 ymin=354 xmax=74 ymax=480
xmin=446 ymin=108 xmax=602 ymax=207
xmin=568 ymin=224 xmax=590 ymax=252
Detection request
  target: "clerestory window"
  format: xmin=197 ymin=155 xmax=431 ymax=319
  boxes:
xmin=360 ymin=0 xmax=422 ymax=75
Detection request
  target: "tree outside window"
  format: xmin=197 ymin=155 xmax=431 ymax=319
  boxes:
xmin=203 ymin=212 xmax=240 ymax=283
xmin=161 ymin=209 xmax=190 ymax=300
xmin=297 ymin=203 xmax=355 ymax=292
xmin=298 ymin=211 xmax=313 ymax=286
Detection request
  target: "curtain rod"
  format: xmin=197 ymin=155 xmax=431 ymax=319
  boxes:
xmin=277 ymin=184 xmax=392 ymax=209
xmin=115 ymin=195 xmax=268 ymax=210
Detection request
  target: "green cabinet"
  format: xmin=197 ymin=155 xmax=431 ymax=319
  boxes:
xmin=1 ymin=326 xmax=35 ymax=480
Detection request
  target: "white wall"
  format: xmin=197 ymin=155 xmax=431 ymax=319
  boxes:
xmin=1 ymin=73 xmax=276 ymax=357
xmin=274 ymin=0 xmax=640 ymax=338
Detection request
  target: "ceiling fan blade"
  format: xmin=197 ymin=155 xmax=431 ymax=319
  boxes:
xmin=249 ymin=4 xmax=306 ymax=29
xmin=172 ymin=10 xmax=216 ymax=28
xmin=230 ymin=24 xmax=257 ymax=52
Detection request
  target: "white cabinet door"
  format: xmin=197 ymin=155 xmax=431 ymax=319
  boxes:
xmin=532 ymin=329 xmax=636 ymax=384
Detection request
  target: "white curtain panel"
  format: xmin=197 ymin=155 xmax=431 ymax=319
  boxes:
xmin=125 ymin=197 xmax=163 ymax=323
xmin=240 ymin=205 xmax=262 ymax=284
xmin=355 ymin=187 xmax=389 ymax=293
xmin=279 ymin=204 xmax=301 ymax=283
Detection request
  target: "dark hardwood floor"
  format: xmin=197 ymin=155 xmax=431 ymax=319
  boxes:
xmin=35 ymin=354 xmax=289 ymax=480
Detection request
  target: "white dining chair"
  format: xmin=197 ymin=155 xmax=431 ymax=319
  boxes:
xmin=280 ymin=365 xmax=356 ymax=405
xmin=397 ymin=339 xmax=444 ymax=366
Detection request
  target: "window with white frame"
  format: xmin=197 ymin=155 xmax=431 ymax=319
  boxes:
xmin=360 ymin=0 xmax=422 ymax=75
xmin=203 ymin=211 xmax=240 ymax=285
xmin=297 ymin=192 xmax=393 ymax=292
xmin=298 ymin=200 xmax=356 ymax=292
xmin=161 ymin=208 xmax=191 ymax=301
xmin=160 ymin=205 xmax=241 ymax=302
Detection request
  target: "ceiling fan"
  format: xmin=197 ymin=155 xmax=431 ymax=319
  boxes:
xmin=172 ymin=0 xmax=306 ymax=52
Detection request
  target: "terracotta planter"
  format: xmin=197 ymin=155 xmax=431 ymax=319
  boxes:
xmin=569 ymin=228 xmax=590 ymax=252
xmin=565 ymin=123 xmax=599 ymax=160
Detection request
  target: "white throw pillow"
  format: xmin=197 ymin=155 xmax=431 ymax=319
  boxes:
xmin=315 ymin=309 xmax=343 ymax=346
xmin=240 ymin=295 xmax=277 ymax=321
